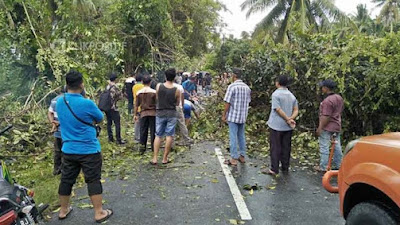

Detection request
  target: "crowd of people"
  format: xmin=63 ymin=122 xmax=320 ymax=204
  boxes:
xmin=47 ymin=67 xmax=343 ymax=223
xmin=47 ymin=68 xmax=210 ymax=222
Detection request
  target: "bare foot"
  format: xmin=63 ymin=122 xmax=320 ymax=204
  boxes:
xmin=239 ymin=156 xmax=246 ymax=163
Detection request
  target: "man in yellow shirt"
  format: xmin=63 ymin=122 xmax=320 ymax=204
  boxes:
xmin=132 ymin=74 xmax=145 ymax=142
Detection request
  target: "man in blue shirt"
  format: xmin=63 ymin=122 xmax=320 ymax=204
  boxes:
xmin=56 ymin=71 xmax=113 ymax=223
xmin=182 ymin=76 xmax=197 ymax=96
xmin=263 ymin=75 xmax=298 ymax=176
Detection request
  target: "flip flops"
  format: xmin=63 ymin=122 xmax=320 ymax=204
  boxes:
xmin=149 ymin=161 xmax=157 ymax=166
xmin=96 ymin=209 xmax=113 ymax=223
xmin=261 ymin=169 xmax=277 ymax=176
xmin=162 ymin=160 xmax=172 ymax=165
xmin=58 ymin=207 xmax=73 ymax=220
xmin=223 ymin=159 xmax=238 ymax=166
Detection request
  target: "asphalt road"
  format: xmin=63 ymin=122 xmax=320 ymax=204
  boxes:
xmin=48 ymin=142 xmax=344 ymax=225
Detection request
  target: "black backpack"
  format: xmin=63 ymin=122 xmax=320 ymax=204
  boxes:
xmin=98 ymin=86 xmax=113 ymax=112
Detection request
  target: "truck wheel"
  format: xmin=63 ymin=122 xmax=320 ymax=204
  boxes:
xmin=346 ymin=202 xmax=398 ymax=225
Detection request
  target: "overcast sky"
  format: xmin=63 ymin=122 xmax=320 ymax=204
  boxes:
xmin=219 ymin=0 xmax=379 ymax=38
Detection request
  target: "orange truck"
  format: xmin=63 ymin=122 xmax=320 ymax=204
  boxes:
xmin=323 ymin=133 xmax=400 ymax=225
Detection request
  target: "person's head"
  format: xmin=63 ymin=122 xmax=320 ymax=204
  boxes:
xmin=136 ymin=74 xmax=143 ymax=82
xmin=143 ymin=75 xmax=152 ymax=86
xmin=319 ymin=79 xmax=336 ymax=94
xmin=109 ymin=73 xmax=118 ymax=82
xmin=66 ymin=70 xmax=84 ymax=92
xmin=232 ymin=68 xmax=243 ymax=81
xmin=275 ymin=75 xmax=290 ymax=88
xmin=189 ymin=76 xmax=196 ymax=83
xmin=165 ymin=68 xmax=176 ymax=82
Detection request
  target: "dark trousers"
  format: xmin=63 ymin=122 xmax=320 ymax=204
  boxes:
xmin=105 ymin=109 xmax=121 ymax=142
xmin=269 ymin=129 xmax=293 ymax=174
xmin=128 ymin=98 xmax=133 ymax=115
xmin=59 ymin=153 xmax=103 ymax=196
xmin=54 ymin=138 xmax=63 ymax=175
xmin=139 ymin=116 xmax=155 ymax=151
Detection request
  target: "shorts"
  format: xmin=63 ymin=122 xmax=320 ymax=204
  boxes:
xmin=59 ymin=153 xmax=103 ymax=196
xmin=183 ymin=104 xmax=192 ymax=119
xmin=156 ymin=117 xmax=178 ymax=137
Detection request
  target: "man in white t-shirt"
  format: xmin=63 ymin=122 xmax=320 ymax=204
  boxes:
xmin=174 ymin=78 xmax=193 ymax=145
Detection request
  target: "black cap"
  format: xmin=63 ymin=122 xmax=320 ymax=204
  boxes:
xmin=109 ymin=73 xmax=118 ymax=81
xmin=319 ymin=79 xmax=336 ymax=90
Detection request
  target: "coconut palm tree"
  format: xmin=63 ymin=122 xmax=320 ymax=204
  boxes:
xmin=353 ymin=4 xmax=373 ymax=33
xmin=373 ymin=0 xmax=400 ymax=32
xmin=241 ymin=0 xmax=347 ymax=43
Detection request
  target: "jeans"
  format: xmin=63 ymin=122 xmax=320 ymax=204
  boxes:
xmin=228 ymin=122 xmax=246 ymax=159
xmin=269 ymin=129 xmax=293 ymax=174
xmin=105 ymin=109 xmax=121 ymax=142
xmin=156 ymin=117 xmax=178 ymax=137
xmin=205 ymin=85 xmax=211 ymax=96
xmin=139 ymin=116 xmax=155 ymax=151
xmin=319 ymin=131 xmax=343 ymax=170
xmin=134 ymin=119 xmax=140 ymax=142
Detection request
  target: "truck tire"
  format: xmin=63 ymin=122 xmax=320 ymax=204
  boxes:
xmin=346 ymin=202 xmax=398 ymax=225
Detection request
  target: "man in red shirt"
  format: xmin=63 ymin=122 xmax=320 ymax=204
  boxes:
xmin=315 ymin=80 xmax=344 ymax=172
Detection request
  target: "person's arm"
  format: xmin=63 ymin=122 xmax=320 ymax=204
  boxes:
xmin=180 ymin=93 xmax=184 ymax=107
xmin=222 ymin=86 xmax=232 ymax=123
xmin=90 ymin=101 xmax=104 ymax=123
xmin=175 ymin=89 xmax=181 ymax=106
xmin=316 ymin=101 xmax=333 ymax=136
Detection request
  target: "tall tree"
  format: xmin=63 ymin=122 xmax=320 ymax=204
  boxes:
xmin=373 ymin=0 xmax=400 ymax=32
xmin=353 ymin=4 xmax=373 ymax=33
xmin=241 ymin=0 xmax=346 ymax=43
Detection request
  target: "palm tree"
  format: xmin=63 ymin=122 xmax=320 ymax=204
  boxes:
xmin=353 ymin=4 xmax=373 ymax=33
xmin=373 ymin=0 xmax=400 ymax=32
xmin=241 ymin=0 xmax=347 ymax=43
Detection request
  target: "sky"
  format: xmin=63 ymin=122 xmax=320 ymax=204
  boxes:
xmin=219 ymin=0 xmax=380 ymax=38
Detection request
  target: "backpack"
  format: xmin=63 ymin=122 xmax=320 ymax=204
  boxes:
xmin=98 ymin=86 xmax=113 ymax=112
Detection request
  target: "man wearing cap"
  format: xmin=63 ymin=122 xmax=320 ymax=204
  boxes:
xmin=315 ymin=79 xmax=344 ymax=172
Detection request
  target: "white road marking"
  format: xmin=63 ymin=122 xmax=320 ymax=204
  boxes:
xmin=215 ymin=148 xmax=252 ymax=221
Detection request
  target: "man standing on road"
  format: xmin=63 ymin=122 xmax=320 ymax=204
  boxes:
xmin=48 ymin=88 xmax=65 ymax=176
xmin=105 ymin=73 xmax=125 ymax=145
xmin=315 ymin=80 xmax=344 ymax=172
xmin=263 ymin=75 xmax=298 ymax=176
xmin=174 ymin=77 xmax=193 ymax=146
xmin=152 ymin=68 xmax=180 ymax=165
xmin=222 ymin=68 xmax=251 ymax=166
xmin=56 ymin=70 xmax=113 ymax=223
xmin=123 ymin=73 xmax=136 ymax=115
xmin=135 ymin=75 xmax=157 ymax=154
xmin=133 ymin=74 xmax=145 ymax=143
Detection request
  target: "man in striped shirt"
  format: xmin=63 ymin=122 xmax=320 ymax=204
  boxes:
xmin=222 ymin=68 xmax=251 ymax=166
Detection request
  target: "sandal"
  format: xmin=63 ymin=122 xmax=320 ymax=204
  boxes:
xmin=261 ymin=169 xmax=277 ymax=176
xmin=149 ymin=161 xmax=157 ymax=166
xmin=223 ymin=159 xmax=237 ymax=166
xmin=314 ymin=166 xmax=326 ymax=173
xmin=96 ymin=209 xmax=113 ymax=223
xmin=239 ymin=156 xmax=246 ymax=163
xmin=58 ymin=207 xmax=73 ymax=220
xmin=162 ymin=160 xmax=171 ymax=165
